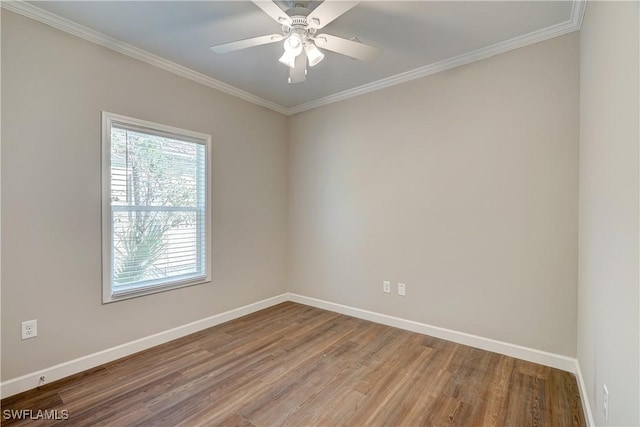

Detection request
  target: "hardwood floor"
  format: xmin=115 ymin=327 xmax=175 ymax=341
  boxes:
xmin=1 ymin=302 xmax=585 ymax=426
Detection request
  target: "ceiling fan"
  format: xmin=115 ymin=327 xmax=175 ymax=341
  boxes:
xmin=210 ymin=1 xmax=382 ymax=84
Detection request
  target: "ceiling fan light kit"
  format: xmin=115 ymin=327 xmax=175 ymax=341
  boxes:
xmin=210 ymin=1 xmax=381 ymax=84
xmin=279 ymin=29 xmax=325 ymax=69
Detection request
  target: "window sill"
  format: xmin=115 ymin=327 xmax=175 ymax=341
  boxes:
xmin=102 ymin=276 xmax=211 ymax=304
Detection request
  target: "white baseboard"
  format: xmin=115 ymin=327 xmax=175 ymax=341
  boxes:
xmin=287 ymin=293 xmax=578 ymax=373
xmin=575 ymin=360 xmax=596 ymax=427
xmin=2 ymin=290 xmax=589 ymax=423
xmin=0 ymin=293 xmax=288 ymax=399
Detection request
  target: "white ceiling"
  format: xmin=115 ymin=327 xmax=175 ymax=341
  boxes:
xmin=16 ymin=1 xmax=582 ymax=114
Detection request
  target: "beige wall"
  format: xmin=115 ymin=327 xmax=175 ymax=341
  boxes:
xmin=288 ymin=33 xmax=579 ymax=356
xmin=578 ymin=2 xmax=640 ymax=425
xmin=1 ymin=11 xmax=289 ymax=380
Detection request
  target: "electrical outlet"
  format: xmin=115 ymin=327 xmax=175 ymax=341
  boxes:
xmin=603 ymin=384 xmax=609 ymax=420
xmin=21 ymin=319 xmax=37 ymax=340
xmin=398 ymin=283 xmax=406 ymax=296
xmin=383 ymin=281 xmax=391 ymax=293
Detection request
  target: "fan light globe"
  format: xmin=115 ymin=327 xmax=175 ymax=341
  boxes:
xmin=278 ymin=51 xmax=296 ymax=68
xmin=286 ymin=33 xmax=302 ymax=51
xmin=279 ymin=33 xmax=303 ymax=68
xmin=305 ymin=43 xmax=324 ymax=67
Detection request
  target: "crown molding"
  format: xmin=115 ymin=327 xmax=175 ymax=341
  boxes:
xmin=571 ymin=0 xmax=587 ymax=30
xmin=2 ymin=0 xmax=585 ymax=117
xmin=0 ymin=0 xmax=289 ymax=115
xmin=288 ymin=0 xmax=586 ymax=115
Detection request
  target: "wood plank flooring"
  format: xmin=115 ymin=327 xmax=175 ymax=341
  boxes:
xmin=1 ymin=302 xmax=585 ymax=426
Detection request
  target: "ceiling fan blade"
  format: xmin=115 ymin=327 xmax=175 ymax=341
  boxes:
xmin=210 ymin=34 xmax=284 ymax=53
xmin=306 ymin=1 xmax=359 ymax=29
xmin=252 ymin=1 xmax=293 ymax=26
xmin=289 ymin=54 xmax=307 ymax=84
xmin=313 ymin=34 xmax=381 ymax=61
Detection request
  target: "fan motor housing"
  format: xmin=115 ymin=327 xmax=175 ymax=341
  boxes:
xmin=282 ymin=7 xmax=316 ymax=38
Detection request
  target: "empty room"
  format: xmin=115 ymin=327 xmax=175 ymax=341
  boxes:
xmin=1 ymin=0 xmax=638 ymax=425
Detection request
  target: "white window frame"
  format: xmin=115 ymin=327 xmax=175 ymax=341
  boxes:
xmin=101 ymin=112 xmax=212 ymax=303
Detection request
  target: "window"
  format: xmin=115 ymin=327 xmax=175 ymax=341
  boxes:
xmin=101 ymin=112 xmax=211 ymax=303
